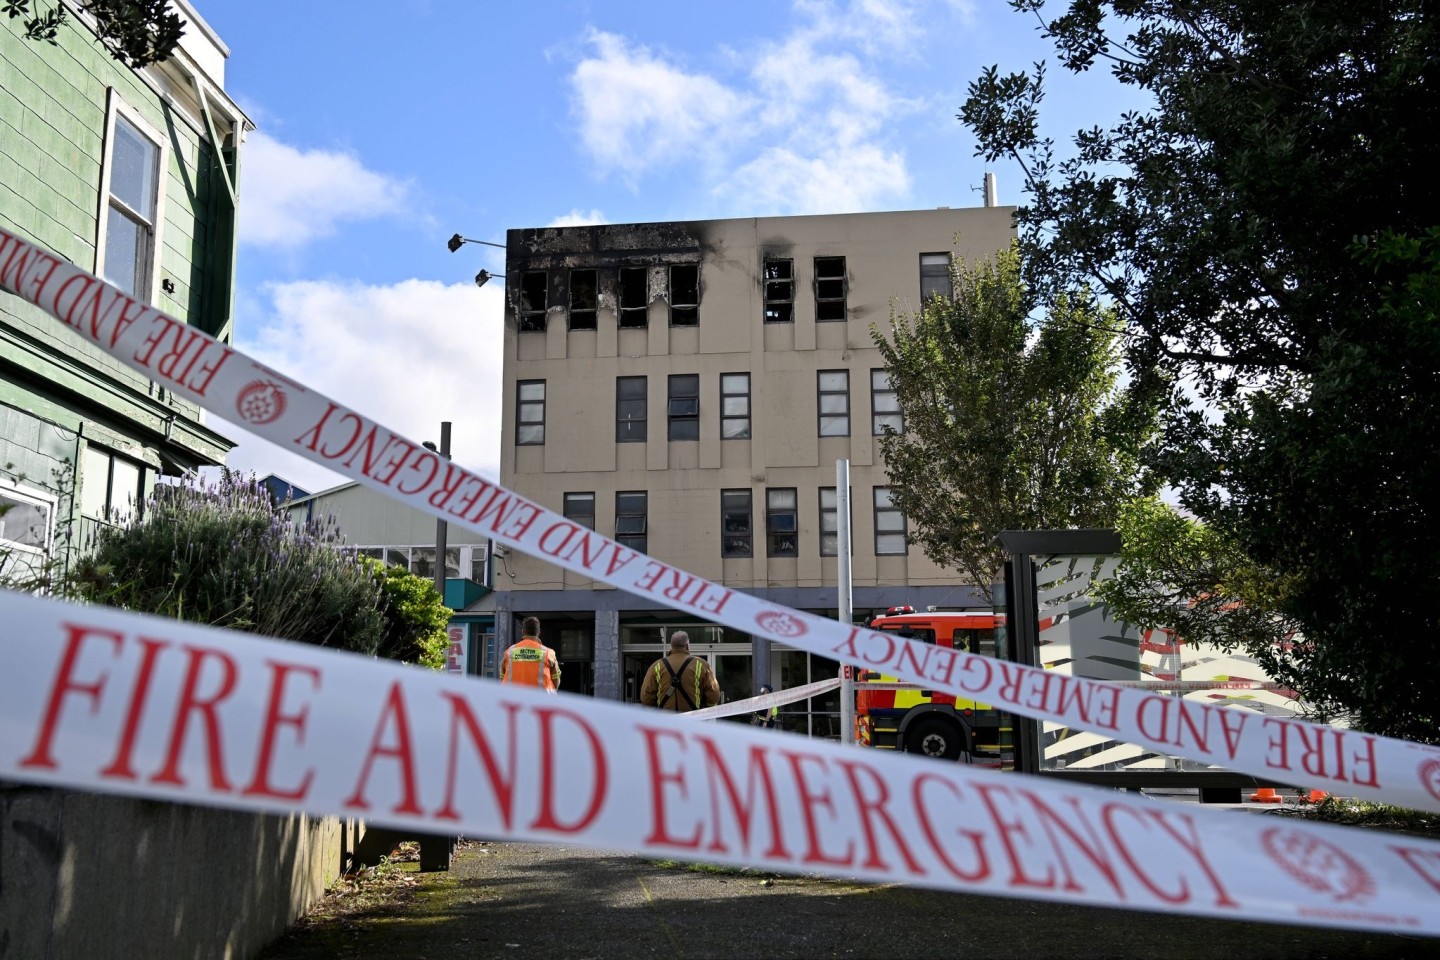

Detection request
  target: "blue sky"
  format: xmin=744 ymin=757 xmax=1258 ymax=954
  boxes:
xmin=200 ymin=0 xmax=1132 ymax=493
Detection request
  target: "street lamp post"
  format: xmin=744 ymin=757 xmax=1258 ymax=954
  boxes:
xmin=432 ymin=421 xmax=451 ymax=600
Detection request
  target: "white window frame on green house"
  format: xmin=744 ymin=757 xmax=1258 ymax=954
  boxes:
xmin=80 ymin=443 xmax=147 ymax=526
xmin=0 ymin=479 xmax=56 ymax=580
xmin=96 ymin=90 xmax=168 ymax=304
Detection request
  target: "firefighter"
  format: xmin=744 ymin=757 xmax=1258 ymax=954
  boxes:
xmin=640 ymin=631 xmax=720 ymax=712
xmin=753 ymin=684 xmax=780 ymax=728
xmin=500 ymin=616 xmax=561 ymax=693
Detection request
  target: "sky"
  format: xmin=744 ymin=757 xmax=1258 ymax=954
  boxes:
xmin=198 ymin=0 xmax=1134 ymax=495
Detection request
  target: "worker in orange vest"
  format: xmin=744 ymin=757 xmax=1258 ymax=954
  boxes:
xmin=501 ymin=616 xmax=561 ymax=692
xmin=640 ymin=630 xmax=720 ymax=712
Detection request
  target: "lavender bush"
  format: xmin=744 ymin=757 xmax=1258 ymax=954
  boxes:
xmin=73 ymin=471 xmax=386 ymax=654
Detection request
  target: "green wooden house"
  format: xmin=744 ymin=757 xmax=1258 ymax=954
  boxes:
xmin=0 ymin=0 xmax=248 ymax=577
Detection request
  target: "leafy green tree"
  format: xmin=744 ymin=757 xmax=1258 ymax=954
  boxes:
xmin=6 ymin=0 xmax=184 ymax=67
xmin=962 ymin=2 xmax=1440 ymax=740
xmin=364 ymin=556 xmax=451 ymax=669
xmin=74 ymin=471 xmax=387 ymax=655
xmin=872 ymin=244 xmax=1160 ymax=597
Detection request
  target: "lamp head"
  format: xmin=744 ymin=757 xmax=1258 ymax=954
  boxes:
xmin=447 ymin=233 xmax=464 ymax=253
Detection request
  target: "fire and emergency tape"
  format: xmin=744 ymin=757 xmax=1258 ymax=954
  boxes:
xmin=3 ymin=590 xmax=1440 ymax=937
xmin=684 ymin=677 xmax=841 ymax=721
xmin=3 ymin=227 xmax=1440 ymax=935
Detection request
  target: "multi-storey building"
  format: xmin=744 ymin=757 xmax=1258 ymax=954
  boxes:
xmin=1 ymin=1 xmax=246 ymax=578
xmin=495 ymin=206 xmax=1013 ymax=731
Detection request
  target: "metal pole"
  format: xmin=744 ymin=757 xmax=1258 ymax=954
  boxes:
xmin=433 ymin=421 xmax=451 ymax=601
xmin=837 ymin=460 xmax=854 ymax=744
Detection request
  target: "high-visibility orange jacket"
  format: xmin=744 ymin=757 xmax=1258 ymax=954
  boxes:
xmin=501 ymin=636 xmax=561 ymax=692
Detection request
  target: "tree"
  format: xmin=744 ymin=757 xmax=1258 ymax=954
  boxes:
xmin=364 ymin=556 xmax=451 ymax=669
xmin=6 ymin=0 xmax=184 ymax=67
xmin=872 ymin=244 xmax=1160 ymax=597
xmin=962 ymin=2 xmax=1440 ymax=740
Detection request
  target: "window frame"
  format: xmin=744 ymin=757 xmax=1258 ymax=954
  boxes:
xmin=720 ymin=489 xmax=753 ymax=558
xmin=817 ymin=369 xmax=850 ymax=437
xmin=80 ymin=444 xmax=146 ymax=524
xmin=818 ymin=486 xmax=854 ymax=558
xmin=763 ymin=257 xmax=794 ymax=324
xmin=96 ymin=92 xmax=168 ymax=304
xmin=516 ymin=379 xmax=546 ymax=446
xmin=618 ymin=267 xmax=649 ymax=327
xmin=519 ymin=270 xmax=549 ymax=332
xmin=616 ymin=376 xmax=647 ymax=443
xmin=814 ymin=255 xmax=847 ymax=322
xmin=766 ymin=487 xmax=799 ymax=558
xmin=563 ymin=492 xmax=596 ymax=529
xmin=615 ymin=491 xmax=648 ymax=553
xmin=873 ymin=486 xmax=908 ymax=555
xmin=871 ymin=368 xmax=904 ymax=435
xmin=720 ymin=372 xmax=751 ymax=440
xmin=667 ymin=373 xmax=700 ymax=441
xmin=568 ymin=268 xmax=598 ymax=331
xmin=919 ymin=253 xmax=952 ymax=302
xmin=669 ymin=263 xmax=700 ymax=326
xmin=0 ymin=480 xmax=56 ymax=561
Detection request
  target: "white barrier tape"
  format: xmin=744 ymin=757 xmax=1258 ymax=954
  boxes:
xmin=683 ymin=678 xmax=841 ymax=721
xmin=858 ymin=680 xmax=1288 ymax=693
xmin=3 ymin=226 xmax=1439 ymax=815
xmin=2 ymin=592 xmax=1439 ymax=937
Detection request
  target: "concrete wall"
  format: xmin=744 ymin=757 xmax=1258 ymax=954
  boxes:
xmin=1 ymin=783 xmax=355 ymax=960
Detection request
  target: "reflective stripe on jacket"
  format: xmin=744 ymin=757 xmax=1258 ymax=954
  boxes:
xmin=501 ymin=637 xmax=559 ymax=692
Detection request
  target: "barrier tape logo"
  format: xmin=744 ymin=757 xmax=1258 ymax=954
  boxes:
xmin=756 ymin=610 xmax=807 ymax=639
xmin=235 ymin=380 xmax=288 ymax=425
xmin=1419 ymin=757 xmax=1440 ymax=804
xmin=1261 ymin=827 xmax=1375 ymax=903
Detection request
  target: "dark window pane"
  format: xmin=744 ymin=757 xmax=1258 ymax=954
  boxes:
xmin=619 ymin=267 xmax=648 ymax=327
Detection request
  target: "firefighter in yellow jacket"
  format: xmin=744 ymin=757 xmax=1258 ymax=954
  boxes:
xmin=501 ymin=616 xmax=561 ymax=693
xmin=640 ymin=630 xmax=720 ymax=712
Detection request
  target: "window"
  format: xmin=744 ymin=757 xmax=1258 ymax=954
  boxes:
xmin=411 ymin=546 xmax=461 ymax=580
xmin=670 ymin=263 xmax=699 ymax=326
xmin=920 ymin=253 xmax=952 ymax=302
xmin=871 ymin=369 xmax=903 ymax=435
xmin=874 ymin=487 xmax=907 ymax=555
xmin=766 ymin=488 xmax=798 ymax=557
xmin=616 ymin=491 xmax=647 ymax=553
xmin=519 ymin=271 xmax=548 ymax=332
xmin=568 ymin=269 xmax=597 ymax=330
xmin=619 ymin=267 xmax=648 ymax=327
xmin=99 ymin=107 xmax=164 ymax=300
xmin=564 ymin=492 xmax=595 ymax=529
xmin=818 ymin=370 xmax=850 ymax=437
xmin=814 ymin=256 xmax=847 ymax=322
xmin=720 ymin=373 xmax=750 ymax=439
xmin=819 ymin=487 xmax=839 ymax=557
xmin=616 ymin=376 xmax=647 ymax=443
xmin=81 ymin=446 xmax=145 ymax=523
xmin=516 ymin=380 xmax=545 ymax=445
xmin=763 ymin=258 xmax=793 ymax=323
xmin=0 ymin=485 xmax=54 ymax=566
xmin=721 ymin=489 xmax=752 ymax=557
xmin=668 ymin=374 xmax=699 ymax=441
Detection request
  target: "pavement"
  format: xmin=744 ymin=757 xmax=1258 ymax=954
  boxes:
xmin=259 ymin=833 xmax=1433 ymax=960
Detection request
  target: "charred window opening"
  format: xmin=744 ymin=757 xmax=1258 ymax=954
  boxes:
xmin=815 ymin=256 xmax=847 ymax=322
xmin=569 ymin=269 xmax=597 ymax=331
xmin=619 ymin=267 xmax=648 ymax=327
xmin=669 ymin=263 xmax=699 ymax=326
xmin=519 ymin=270 xmax=548 ymax=332
xmin=763 ymin=258 xmax=793 ymax=323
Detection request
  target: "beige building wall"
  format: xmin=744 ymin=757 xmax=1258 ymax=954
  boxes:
xmin=495 ymin=206 xmax=1015 ymax=704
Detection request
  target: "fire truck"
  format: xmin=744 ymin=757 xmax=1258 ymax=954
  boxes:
xmin=853 ymin=606 xmax=1007 ymax=763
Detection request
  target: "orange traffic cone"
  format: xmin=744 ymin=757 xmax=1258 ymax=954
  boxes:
xmin=1304 ymin=789 xmax=1330 ymax=803
xmin=1249 ymin=786 xmax=1283 ymax=803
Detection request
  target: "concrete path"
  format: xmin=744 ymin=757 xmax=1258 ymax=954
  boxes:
xmin=260 ymin=839 xmax=1430 ymax=959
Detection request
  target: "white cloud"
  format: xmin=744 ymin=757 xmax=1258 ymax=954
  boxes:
xmin=545 ymin=209 xmax=609 ymax=227
xmin=218 ymin=278 xmax=504 ymax=495
xmin=570 ymin=31 xmax=751 ymax=181
xmin=238 ymin=131 xmax=413 ymax=249
xmin=567 ymin=2 xmax=928 ymax=215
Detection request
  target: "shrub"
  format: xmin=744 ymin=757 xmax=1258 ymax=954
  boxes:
xmin=363 ymin=556 xmax=450 ymax=668
xmin=73 ymin=471 xmax=386 ymax=654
